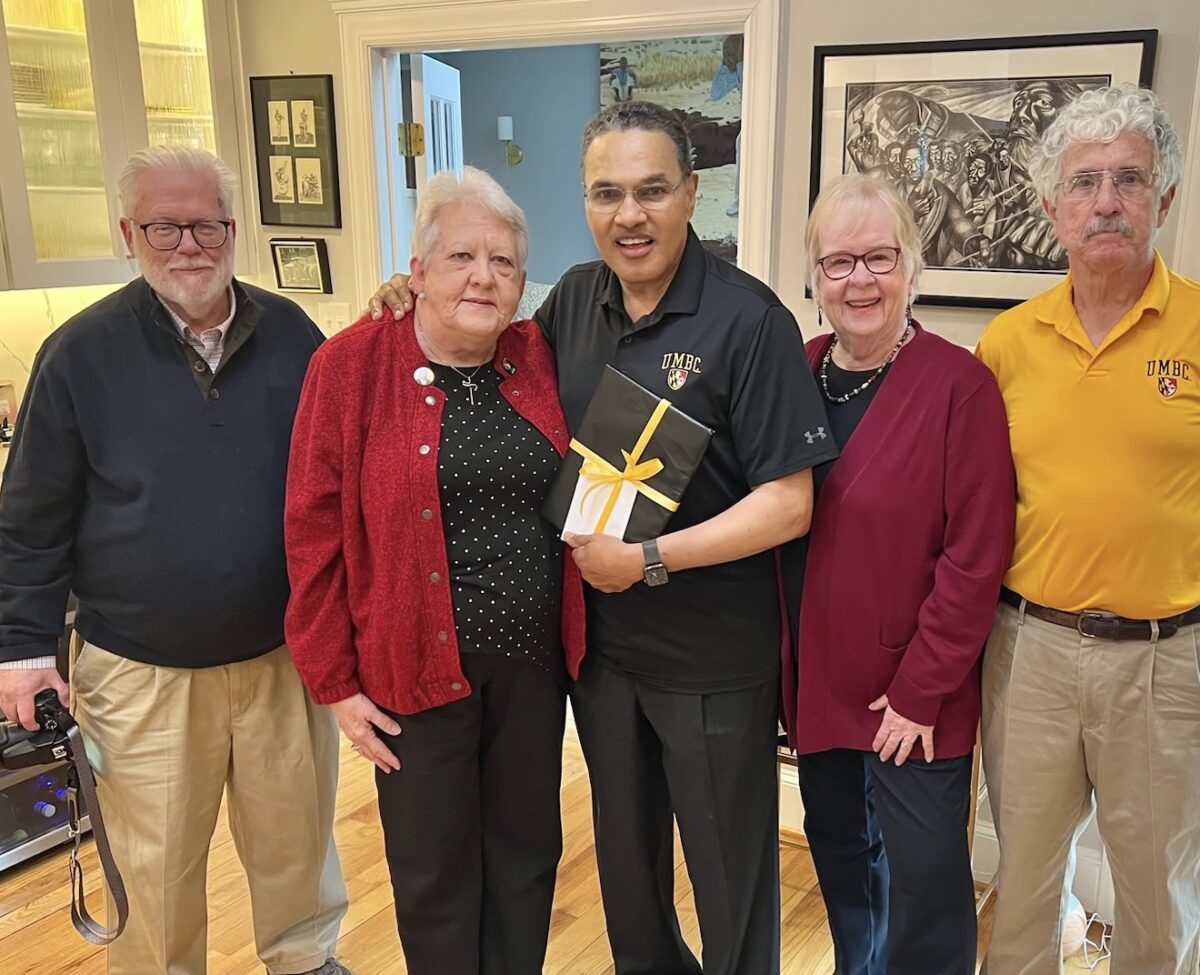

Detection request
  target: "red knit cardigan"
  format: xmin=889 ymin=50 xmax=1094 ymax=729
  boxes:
xmin=784 ymin=324 xmax=1015 ymax=758
xmin=284 ymin=308 xmax=587 ymax=714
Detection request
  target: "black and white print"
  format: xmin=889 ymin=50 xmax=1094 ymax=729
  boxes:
xmin=842 ymin=77 xmax=1106 ymax=273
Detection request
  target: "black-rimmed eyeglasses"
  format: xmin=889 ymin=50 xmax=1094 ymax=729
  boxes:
xmin=816 ymin=247 xmax=901 ymax=281
xmin=132 ymin=220 xmax=231 ymax=251
xmin=583 ymin=178 xmax=687 ymax=213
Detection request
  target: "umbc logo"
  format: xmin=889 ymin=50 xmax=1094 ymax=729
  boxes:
xmin=1146 ymin=359 xmax=1190 ymax=398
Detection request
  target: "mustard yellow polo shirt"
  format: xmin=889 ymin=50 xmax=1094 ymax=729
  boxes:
xmin=977 ymin=252 xmax=1200 ymax=618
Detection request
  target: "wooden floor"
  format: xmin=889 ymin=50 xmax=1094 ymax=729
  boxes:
xmin=0 ymin=724 xmax=1108 ymax=974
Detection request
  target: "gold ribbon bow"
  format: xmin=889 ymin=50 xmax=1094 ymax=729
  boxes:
xmin=569 ymin=397 xmax=679 ymax=534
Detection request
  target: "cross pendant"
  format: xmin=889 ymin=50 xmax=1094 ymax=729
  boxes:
xmin=461 ymin=377 xmax=478 ymax=405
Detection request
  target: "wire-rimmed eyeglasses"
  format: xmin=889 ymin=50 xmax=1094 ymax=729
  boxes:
xmin=583 ymin=178 xmax=687 ymax=213
xmin=1055 ymin=168 xmax=1156 ymax=203
xmin=132 ymin=220 xmax=231 ymax=251
xmin=816 ymin=247 xmax=901 ymax=281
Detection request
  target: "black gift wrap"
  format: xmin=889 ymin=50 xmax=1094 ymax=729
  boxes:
xmin=542 ymin=366 xmax=712 ymax=542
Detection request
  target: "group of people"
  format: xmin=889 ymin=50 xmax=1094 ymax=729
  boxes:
xmin=0 ymin=81 xmax=1195 ymax=975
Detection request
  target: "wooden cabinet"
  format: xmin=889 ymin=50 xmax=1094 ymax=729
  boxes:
xmin=0 ymin=0 xmax=242 ymax=289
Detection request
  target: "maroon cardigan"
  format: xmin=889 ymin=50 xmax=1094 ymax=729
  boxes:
xmin=785 ymin=324 xmax=1015 ymax=758
xmin=284 ymin=308 xmax=586 ymax=714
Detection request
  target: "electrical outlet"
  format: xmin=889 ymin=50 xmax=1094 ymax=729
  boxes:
xmin=317 ymin=301 xmax=352 ymax=335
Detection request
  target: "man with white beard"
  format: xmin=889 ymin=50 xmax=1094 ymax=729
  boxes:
xmin=0 ymin=147 xmax=352 ymax=975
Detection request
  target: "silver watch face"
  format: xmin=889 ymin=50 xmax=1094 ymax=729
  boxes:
xmin=644 ymin=564 xmax=669 ymax=587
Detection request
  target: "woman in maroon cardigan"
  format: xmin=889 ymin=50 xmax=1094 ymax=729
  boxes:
xmin=284 ymin=167 xmax=585 ymax=975
xmin=782 ymin=173 xmax=1015 ymax=974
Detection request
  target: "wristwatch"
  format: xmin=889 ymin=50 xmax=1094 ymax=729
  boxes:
xmin=641 ymin=538 xmax=669 ymax=587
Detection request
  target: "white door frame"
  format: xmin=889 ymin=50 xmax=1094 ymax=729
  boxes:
xmin=328 ymin=0 xmax=785 ymax=308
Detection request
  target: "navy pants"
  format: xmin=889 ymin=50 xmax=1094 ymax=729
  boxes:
xmin=796 ymin=748 xmax=976 ymax=975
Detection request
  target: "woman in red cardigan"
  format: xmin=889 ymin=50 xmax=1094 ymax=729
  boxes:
xmin=781 ymin=173 xmax=1015 ymax=974
xmin=284 ymin=167 xmax=586 ymax=975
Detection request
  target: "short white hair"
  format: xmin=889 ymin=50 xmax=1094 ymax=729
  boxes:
xmin=118 ymin=145 xmax=237 ymax=218
xmin=1031 ymin=85 xmax=1183 ymax=201
xmin=412 ymin=166 xmax=528 ymax=270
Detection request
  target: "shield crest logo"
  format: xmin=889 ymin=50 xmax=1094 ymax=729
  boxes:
xmin=667 ymin=368 xmax=688 ymax=390
xmin=1159 ymin=376 xmax=1178 ymax=398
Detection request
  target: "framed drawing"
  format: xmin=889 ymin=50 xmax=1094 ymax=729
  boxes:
xmin=250 ymin=75 xmax=342 ymax=228
xmin=269 ymin=238 xmax=333 ymax=293
xmin=810 ymin=30 xmax=1156 ymax=307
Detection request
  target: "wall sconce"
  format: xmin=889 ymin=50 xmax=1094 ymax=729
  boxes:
xmin=497 ymin=115 xmax=523 ymax=166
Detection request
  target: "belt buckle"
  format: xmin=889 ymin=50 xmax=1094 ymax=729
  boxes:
xmin=1076 ymin=611 xmax=1114 ymax=639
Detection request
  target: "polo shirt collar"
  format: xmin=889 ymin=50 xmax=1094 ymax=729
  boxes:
xmin=598 ymin=225 xmax=707 ymax=327
xmin=1033 ymin=250 xmax=1170 ymax=354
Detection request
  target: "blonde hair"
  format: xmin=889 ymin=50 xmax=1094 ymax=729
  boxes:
xmin=805 ymin=173 xmax=923 ymax=298
xmin=412 ymin=166 xmax=529 ymax=270
xmin=118 ymin=145 xmax=236 ymax=217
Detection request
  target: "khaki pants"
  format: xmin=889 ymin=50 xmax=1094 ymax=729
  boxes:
xmin=71 ymin=641 xmax=347 ymax=975
xmin=981 ymin=601 xmax=1200 ymax=975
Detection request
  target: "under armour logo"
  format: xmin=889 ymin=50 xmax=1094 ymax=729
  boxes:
xmin=804 ymin=427 xmax=827 ymax=444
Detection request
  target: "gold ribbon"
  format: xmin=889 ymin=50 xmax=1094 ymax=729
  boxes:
xmin=569 ymin=397 xmax=679 ymax=534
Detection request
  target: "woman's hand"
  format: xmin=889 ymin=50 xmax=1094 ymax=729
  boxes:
xmin=330 ymin=692 xmax=403 ymax=773
xmin=869 ymin=694 xmax=935 ymax=766
xmin=565 ymin=533 xmax=643 ymax=593
xmin=366 ymin=273 xmax=414 ymax=320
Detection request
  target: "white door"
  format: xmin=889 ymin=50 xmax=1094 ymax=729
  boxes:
xmin=371 ymin=52 xmax=461 ymax=279
xmin=413 ymin=54 xmax=462 ymax=186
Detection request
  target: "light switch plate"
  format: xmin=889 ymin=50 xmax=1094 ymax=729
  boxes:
xmin=317 ymin=301 xmax=352 ymax=335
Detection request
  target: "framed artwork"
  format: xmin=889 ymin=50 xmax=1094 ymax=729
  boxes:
xmin=269 ymin=238 xmax=333 ymax=293
xmin=250 ymin=75 xmax=341 ymax=228
xmin=809 ymin=30 xmax=1157 ymax=307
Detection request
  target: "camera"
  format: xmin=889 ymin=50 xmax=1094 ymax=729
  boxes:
xmin=0 ymin=689 xmax=75 ymax=770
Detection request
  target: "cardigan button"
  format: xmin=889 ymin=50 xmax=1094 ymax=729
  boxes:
xmin=193 ymin=361 xmax=206 ymax=373
xmin=437 ymin=631 xmax=448 ymax=641
xmin=209 ymin=388 xmax=220 ymax=399
xmin=418 ymin=444 xmax=431 ymax=456
xmin=424 ymin=395 xmax=436 ymax=406
xmin=421 ymin=509 xmax=433 ymax=521
xmin=429 ymin=572 xmax=441 ymax=583
xmin=450 ymin=682 xmax=463 ymax=691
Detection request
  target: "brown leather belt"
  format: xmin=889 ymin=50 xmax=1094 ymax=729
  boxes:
xmin=1000 ymin=587 xmax=1200 ymax=641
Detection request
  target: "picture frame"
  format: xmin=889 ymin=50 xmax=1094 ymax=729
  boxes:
xmin=250 ymin=75 xmax=342 ymax=228
xmin=809 ymin=30 xmax=1157 ymax=308
xmin=269 ymin=238 xmax=333 ymax=293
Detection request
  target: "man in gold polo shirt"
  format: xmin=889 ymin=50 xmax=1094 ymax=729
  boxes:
xmin=977 ymin=85 xmax=1199 ymax=975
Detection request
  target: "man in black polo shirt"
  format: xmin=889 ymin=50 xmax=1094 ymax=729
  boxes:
xmin=371 ymin=101 xmax=834 ymax=974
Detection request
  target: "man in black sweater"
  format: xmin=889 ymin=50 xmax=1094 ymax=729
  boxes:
xmin=0 ymin=147 xmax=351 ymax=975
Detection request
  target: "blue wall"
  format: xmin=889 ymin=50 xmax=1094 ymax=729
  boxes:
xmin=436 ymin=46 xmax=600 ymax=285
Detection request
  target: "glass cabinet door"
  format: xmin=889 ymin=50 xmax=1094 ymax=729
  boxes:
xmin=132 ymin=0 xmax=215 ymax=152
xmin=2 ymin=0 xmax=113 ymax=261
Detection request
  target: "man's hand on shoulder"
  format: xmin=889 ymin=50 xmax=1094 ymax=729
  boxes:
xmin=0 ymin=667 xmax=71 ymax=731
xmin=365 ymin=273 xmax=414 ymax=320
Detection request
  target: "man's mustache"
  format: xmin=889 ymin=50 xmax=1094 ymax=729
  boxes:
xmin=1085 ymin=217 xmax=1134 ymax=238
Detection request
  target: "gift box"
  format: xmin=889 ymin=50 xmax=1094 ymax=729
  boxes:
xmin=543 ymin=365 xmax=712 ymax=542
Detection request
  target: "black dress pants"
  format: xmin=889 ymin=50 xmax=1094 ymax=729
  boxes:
xmin=796 ymin=748 xmax=976 ymax=975
xmin=570 ymin=657 xmax=781 ymax=975
xmin=374 ymin=653 xmax=567 ymax=975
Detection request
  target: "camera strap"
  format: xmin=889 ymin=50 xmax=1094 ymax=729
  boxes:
xmin=65 ymin=723 xmax=128 ymax=944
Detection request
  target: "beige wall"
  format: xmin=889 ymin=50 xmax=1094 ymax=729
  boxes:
xmin=229 ymin=0 xmax=355 ymax=324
